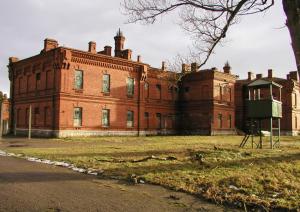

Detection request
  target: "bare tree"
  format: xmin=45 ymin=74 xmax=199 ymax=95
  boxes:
xmin=283 ymin=0 xmax=300 ymax=76
xmin=123 ymin=0 xmax=275 ymax=70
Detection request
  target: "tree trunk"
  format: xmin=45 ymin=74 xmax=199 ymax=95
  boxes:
xmin=283 ymin=0 xmax=300 ymax=76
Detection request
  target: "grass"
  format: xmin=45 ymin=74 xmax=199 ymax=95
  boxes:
xmin=2 ymin=135 xmax=300 ymax=210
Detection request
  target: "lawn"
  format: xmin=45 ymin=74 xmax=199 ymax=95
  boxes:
xmin=2 ymin=136 xmax=300 ymax=210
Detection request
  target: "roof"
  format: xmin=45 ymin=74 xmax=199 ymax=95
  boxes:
xmin=247 ymin=79 xmax=283 ymax=88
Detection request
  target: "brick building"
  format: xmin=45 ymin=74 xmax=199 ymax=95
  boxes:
xmin=0 ymin=92 xmax=10 ymax=135
xmin=6 ymin=30 xmax=300 ymax=137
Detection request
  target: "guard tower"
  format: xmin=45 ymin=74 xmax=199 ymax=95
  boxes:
xmin=240 ymin=79 xmax=282 ymax=149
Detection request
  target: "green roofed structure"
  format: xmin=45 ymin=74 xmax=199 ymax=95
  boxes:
xmin=240 ymin=79 xmax=282 ymax=149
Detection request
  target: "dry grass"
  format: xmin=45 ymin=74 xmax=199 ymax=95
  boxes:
xmin=3 ymin=135 xmax=300 ymax=210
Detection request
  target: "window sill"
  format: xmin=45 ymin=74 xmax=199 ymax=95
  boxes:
xmin=74 ymin=89 xmax=83 ymax=93
xmin=127 ymin=95 xmax=134 ymax=98
xmin=102 ymin=92 xmax=110 ymax=96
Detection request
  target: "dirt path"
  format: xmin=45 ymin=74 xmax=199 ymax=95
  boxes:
xmin=0 ymin=153 xmax=235 ymax=212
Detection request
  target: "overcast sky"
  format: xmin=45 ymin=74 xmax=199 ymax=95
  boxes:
xmin=0 ymin=0 xmax=296 ymax=95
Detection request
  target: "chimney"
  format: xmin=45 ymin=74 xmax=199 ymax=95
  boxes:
xmin=191 ymin=63 xmax=199 ymax=72
xmin=9 ymin=57 xmax=19 ymax=64
xmin=287 ymin=74 xmax=290 ymax=80
xmin=290 ymin=71 xmax=299 ymax=81
xmin=43 ymin=38 xmax=58 ymax=52
xmin=162 ymin=61 xmax=166 ymax=71
xmin=88 ymin=41 xmax=97 ymax=53
xmin=248 ymin=72 xmax=255 ymax=80
xmin=182 ymin=64 xmax=190 ymax=73
xmin=256 ymin=74 xmax=262 ymax=79
xmin=123 ymin=49 xmax=132 ymax=60
xmin=268 ymin=69 xmax=273 ymax=78
xmin=104 ymin=46 xmax=112 ymax=56
xmin=223 ymin=61 xmax=231 ymax=74
xmin=114 ymin=28 xmax=125 ymax=57
xmin=137 ymin=55 xmax=141 ymax=63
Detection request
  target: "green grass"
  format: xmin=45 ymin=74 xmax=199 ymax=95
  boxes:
xmin=3 ymin=136 xmax=300 ymax=210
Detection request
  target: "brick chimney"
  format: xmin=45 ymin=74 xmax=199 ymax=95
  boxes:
xmin=114 ymin=28 xmax=125 ymax=57
xmin=287 ymin=74 xmax=290 ymax=80
xmin=88 ymin=41 xmax=97 ymax=53
xmin=104 ymin=46 xmax=112 ymax=56
xmin=122 ymin=49 xmax=132 ymax=60
xmin=43 ymin=38 xmax=58 ymax=52
xmin=248 ymin=72 xmax=255 ymax=80
xmin=182 ymin=64 xmax=190 ymax=73
xmin=162 ymin=61 xmax=166 ymax=71
xmin=290 ymin=71 xmax=299 ymax=81
xmin=223 ymin=61 xmax=231 ymax=74
xmin=256 ymin=74 xmax=262 ymax=79
xmin=9 ymin=57 xmax=19 ymax=64
xmin=137 ymin=55 xmax=142 ymax=62
xmin=268 ymin=69 xmax=273 ymax=78
xmin=191 ymin=63 xmax=199 ymax=72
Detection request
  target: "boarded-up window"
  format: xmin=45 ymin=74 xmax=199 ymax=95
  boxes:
xmin=127 ymin=111 xmax=134 ymax=127
xmin=127 ymin=78 xmax=134 ymax=96
xmin=144 ymin=82 xmax=149 ymax=98
xmin=228 ymin=114 xmax=232 ymax=128
xmin=74 ymin=70 xmax=83 ymax=90
xmin=46 ymin=70 xmax=52 ymax=89
xmin=218 ymin=114 xmax=223 ymax=129
xmin=144 ymin=112 xmax=149 ymax=129
xmin=74 ymin=107 xmax=82 ymax=127
xmin=102 ymin=74 xmax=110 ymax=93
xmin=102 ymin=109 xmax=110 ymax=127
xmin=156 ymin=113 xmax=162 ymax=129
xmin=156 ymin=84 xmax=161 ymax=99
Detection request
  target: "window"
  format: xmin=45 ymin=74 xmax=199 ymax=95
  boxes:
xmin=144 ymin=112 xmax=149 ymax=129
xmin=18 ymin=77 xmax=22 ymax=94
xmin=228 ymin=115 xmax=232 ymax=128
xmin=127 ymin=77 xmax=134 ymax=96
xmin=144 ymin=82 xmax=149 ymax=98
xmin=25 ymin=108 xmax=29 ymax=127
xmin=102 ymin=109 xmax=110 ymax=127
xmin=156 ymin=84 xmax=161 ymax=99
xmin=36 ymin=73 xmax=41 ymax=81
xmin=34 ymin=107 xmax=39 ymax=126
xmin=44 ymin=107 xmax=50 ymax=127
xmin=156 ymin=113 xmax=162 ymax=129
xmin=218 ymin=114 xmax=223 ymax=128
xmin=74 ymin=70 xmax=83 ymax=90
xmin=74 ymin=107 xmax=82 ymax=127
xmin=102 ymin=74 xmax=110 ymax=93
xmin=127 ymin=111 xmax=134 ymax=127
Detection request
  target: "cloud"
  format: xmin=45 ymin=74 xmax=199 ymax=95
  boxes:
xmin=0 ymin=0 xmax=296 ymax=95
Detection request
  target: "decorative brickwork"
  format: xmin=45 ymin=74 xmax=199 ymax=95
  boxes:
xmin=7 ymin=31 xmax=300 ymax=137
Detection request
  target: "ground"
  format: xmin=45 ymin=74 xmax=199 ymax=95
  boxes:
xmin=0 ymin=155 xmax=232 ymax=212
xmin=1 ymin=136 xmax=300 ymax=211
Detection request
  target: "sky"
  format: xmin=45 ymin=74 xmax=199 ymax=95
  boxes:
xmin=0 ymin=0 xmax=296 ymax=95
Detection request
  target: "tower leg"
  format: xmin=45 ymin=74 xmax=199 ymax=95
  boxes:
xmin=270 ymin=118 xmax=273 ymax=149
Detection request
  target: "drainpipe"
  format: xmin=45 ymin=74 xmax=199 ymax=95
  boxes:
xmin=137 ymin=69 xmax=141 ymax=136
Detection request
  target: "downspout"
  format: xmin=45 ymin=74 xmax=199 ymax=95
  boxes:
xmin=52 ymin=53 xmax=57 ymax=137
xmin=137 ymin=68 xmax=141 ymax=136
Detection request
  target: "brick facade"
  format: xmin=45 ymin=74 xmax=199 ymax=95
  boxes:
xmin=6 ymin=31 xmax=300 ymax=137
xmin=0 ymin=92 xmax=10 ymax=135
